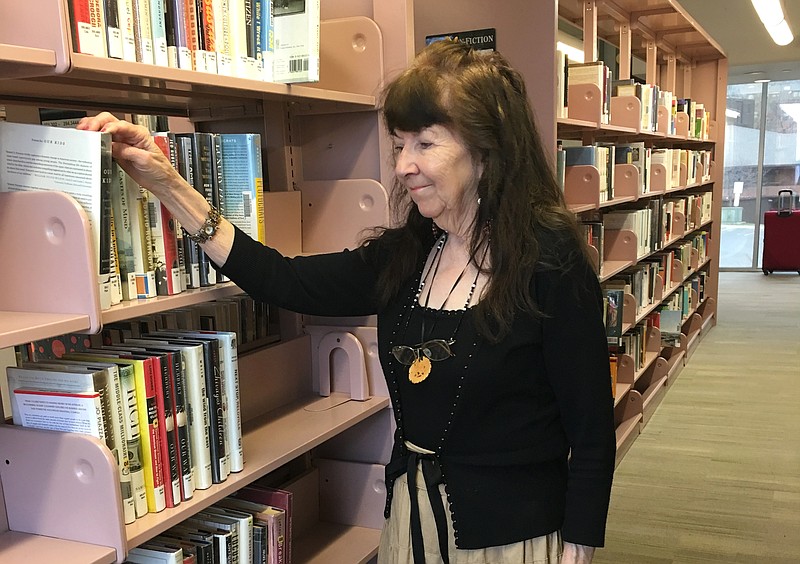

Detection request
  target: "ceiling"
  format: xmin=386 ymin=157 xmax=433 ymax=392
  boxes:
xmin=678 ymin=0 xmax=800 ymax=84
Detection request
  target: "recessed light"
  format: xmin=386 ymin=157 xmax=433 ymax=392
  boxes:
xmin=745 ymin=71 xmax=765 ymax=75
xmin=754 ymin=78 xmax=771 ymax=83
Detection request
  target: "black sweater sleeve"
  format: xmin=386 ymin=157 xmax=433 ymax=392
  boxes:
xmin=538 ymin=238 xmax=616 ymax=547
xmin=216 ymin=225 xmax=384 ymax=317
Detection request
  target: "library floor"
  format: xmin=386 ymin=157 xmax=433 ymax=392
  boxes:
xmin=594 ymin=271 xmax=800 ymax=564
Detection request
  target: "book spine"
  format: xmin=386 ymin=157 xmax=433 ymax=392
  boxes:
xmin=88 ymin=0 xmax=110 ymax=57
xmin=119 ymin=365 xmax=149 ymax=518
xmin=250 ymin=134 xmax=266 ymax=244
xmin=228 ymin=0 xmax=248 ymax=75
xmin=118 ymin=0 xmax=138 ymax=61
xmin=185 ymin=346 xmax=213 ymax=489
xmin=105 ymin=366 xmax=137 ymax=523
xmin=252 ymin=0 xmax=262 ymax=76
xmin=150 ymin=0 xmax=170 ymax=66
xmin=199 ymin=0 xmax=218 ymax=72
xmin=68 ymin=0 xmax=96 ymax=55
xmin=170 ymin=350 xmax=194 ymax=500
xmin=105 ymin=0 xmax=124 ymax=58
xmin=162 ymin=0 xmax=178 ymax=67
xmin=132 ymin=0 xmax=155 ymax=64
xmin=176 ymin=135 xmax=202 ymax=289
xmin=208 ymin=134 xmax=228 ymax=284
xmin=98 ymin=133 xmax=114 ymax=310
xmin=108 ymin=206 xmax=124 ymax=305
xmin=184 ymin=0 xmax=201 ymax=70
xmin=153 ymin=355 xmax=181 ymax=507
xmin=135 ymin=359 xmax=167 ymax=512
xmin=166 ymin=0 xmax=191 ymax=69
xmin=222 ymin=334 xmax=242 ymax=472
xmin=204 ymin=342 xmax=227 ymax=483
xmin=213 ymin=0 xmax=232 ymax=75
xmin=192 ymin=133 xmax=216 ymax=286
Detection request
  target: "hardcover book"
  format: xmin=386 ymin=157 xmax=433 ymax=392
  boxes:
xmin=220 ymin=133 xmax=266 ymax=244
xmin=0 ymin=121 xmax=114 ymax=310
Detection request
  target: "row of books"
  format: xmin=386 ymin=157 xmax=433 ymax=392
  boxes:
xmin=128 ymin=483 xmax=292 ymax=563
xmin=556 ymin=54 xmax=712 ymax=139
xmin=557 ymin=140 xmax=714 ymax=199
xmin=68 ymin=0 xmax=319 ymax=83
xmin=582 ymin=196 xmax=711 ymax=276
xmin=606 ymin=303 xmax=683 ymax=399
xmin=602 ymin=230 xmax=709 ymax=322
xmin=9 ymin=327 xmax=244 ymax=524
xmin=0 ymin=121 xmax=266 ymax=311
xmin=103 ymin=294 xmax=281 ymax=351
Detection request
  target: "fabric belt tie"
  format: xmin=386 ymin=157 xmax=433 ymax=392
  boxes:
xmin=406 ymin=452 xmax=450 ymax=564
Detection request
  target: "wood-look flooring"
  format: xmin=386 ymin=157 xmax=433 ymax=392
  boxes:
xmin=594 ymin=272 xmax=800 ymax=563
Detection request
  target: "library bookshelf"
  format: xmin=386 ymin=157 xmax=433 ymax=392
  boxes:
xmin=557 ymin=0 xmax=726 ymax=466
xmin=0 ymin=0 xmax=724 ymax=561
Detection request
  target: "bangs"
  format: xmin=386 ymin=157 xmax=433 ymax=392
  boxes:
xmin=382 ymin=68 xmax=451 ymax=133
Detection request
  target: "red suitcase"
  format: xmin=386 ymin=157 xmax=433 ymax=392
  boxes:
xmin=762 ymin=189 xmax=800 ymax=275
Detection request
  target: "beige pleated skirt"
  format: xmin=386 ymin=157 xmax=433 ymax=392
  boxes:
xmin=377 ymin=468 xmax=562 ymax=564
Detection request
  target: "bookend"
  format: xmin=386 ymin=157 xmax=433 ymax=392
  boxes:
xmin=317 ymin=331 xmax=371 ymax=401
xmin=0 ymin=424 xmax=127 ymax=561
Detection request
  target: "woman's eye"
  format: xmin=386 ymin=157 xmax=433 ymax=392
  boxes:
xmin=418 ymin=142 xmax=432 ymax=150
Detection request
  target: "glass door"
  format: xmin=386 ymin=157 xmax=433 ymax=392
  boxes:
xmin=721 ymin=80 xmax=800 ymax=269
xmin=722 ymin=83 xmax=763 ymax=268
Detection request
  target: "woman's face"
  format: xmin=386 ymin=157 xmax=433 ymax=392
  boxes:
xmin=392 ymin=125 xmax=483 ymax=235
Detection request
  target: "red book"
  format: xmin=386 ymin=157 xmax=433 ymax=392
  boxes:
xmin=151 ymin=135 xmax=183 ymax=296
xmin=236 ymin=485 xmax=294 ymax=564
xmin=67 ymin=0 xmax=93 ymax=54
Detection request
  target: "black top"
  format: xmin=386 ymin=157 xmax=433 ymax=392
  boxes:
xmin=218 ymin=225 xmax=615 ymax=549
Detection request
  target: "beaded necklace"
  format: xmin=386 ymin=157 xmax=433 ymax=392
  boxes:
xmin=395 ymin=232 xmax=487 ymax=384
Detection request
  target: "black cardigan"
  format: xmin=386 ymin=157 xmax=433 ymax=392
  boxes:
xmin=218 ymin=225 xmax=615 ymax=549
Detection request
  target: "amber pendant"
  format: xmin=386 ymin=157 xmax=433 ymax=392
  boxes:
xmin=408 ymin=356 xmax=432 ymax=384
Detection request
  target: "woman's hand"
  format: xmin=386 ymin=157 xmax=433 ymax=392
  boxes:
xmin=561 ymin=542 xmax=595 ymax=564
xmin=77 ymin=112 xmax=181 ymax=199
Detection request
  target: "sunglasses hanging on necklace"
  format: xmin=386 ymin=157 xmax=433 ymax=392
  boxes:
xmin=392 ymin=233 xmax=489 ymax=384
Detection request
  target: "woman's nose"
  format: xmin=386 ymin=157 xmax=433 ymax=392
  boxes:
xmin=395 ymin=148 xmax=418 ymax=177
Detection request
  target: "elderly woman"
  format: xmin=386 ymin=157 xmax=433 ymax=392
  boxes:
xmin=80 ymin=39 xmax=615 ymax=564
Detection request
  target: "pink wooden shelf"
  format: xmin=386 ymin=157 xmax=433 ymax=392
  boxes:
xmin=613 ymin=383 xmax=632 ymax=407
xmin=599 ymin=259 xmax=634 ymax=282
xmin=102 ymin=283 xmax=244 ymax=324
xmin=0 ymin=312 xmax=91 ymax=350
xmin=126 ymin=392 xmax=389 ymax=547
xmin=557 ymin=116 xmax=598 ymax=130
xmin=0 ymin=43 xmax=57 ymax=79
xmin=294 ymin=521 xmax=380 ymax=564
xmin=0 ymin=191 xmax=101 ymax=341
xmin=0 ymin=531 xmax=115 ymax=564
xmin=614 ymin=388 xmax=643 ymax=466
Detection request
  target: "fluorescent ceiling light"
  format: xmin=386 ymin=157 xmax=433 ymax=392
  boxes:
xmin=752 ymin=0 xmax=785 ymax=26
xmin=755 ymin=78 xmax=771 ymax=83
xmin=751 ymin=0 xmax=795 ymax=45
xmin=770 ymin=18 xmax=794 ymax=45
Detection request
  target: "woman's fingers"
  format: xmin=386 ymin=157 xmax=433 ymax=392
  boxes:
xmin=76 ymin=112 xmax=119 ymax=132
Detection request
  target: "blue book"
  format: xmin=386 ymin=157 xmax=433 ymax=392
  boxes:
xmin=220 ymin=134 xmax=266 ymax=244
xmin=564 ymin=145 xmax=596 ymax=167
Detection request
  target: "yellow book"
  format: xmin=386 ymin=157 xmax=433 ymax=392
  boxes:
xmin=67 ymin=352 xmax=166 ymax=514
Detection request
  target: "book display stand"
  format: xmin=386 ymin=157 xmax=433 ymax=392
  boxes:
xmin=0 ymin=0 xmax=725 ymax=561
